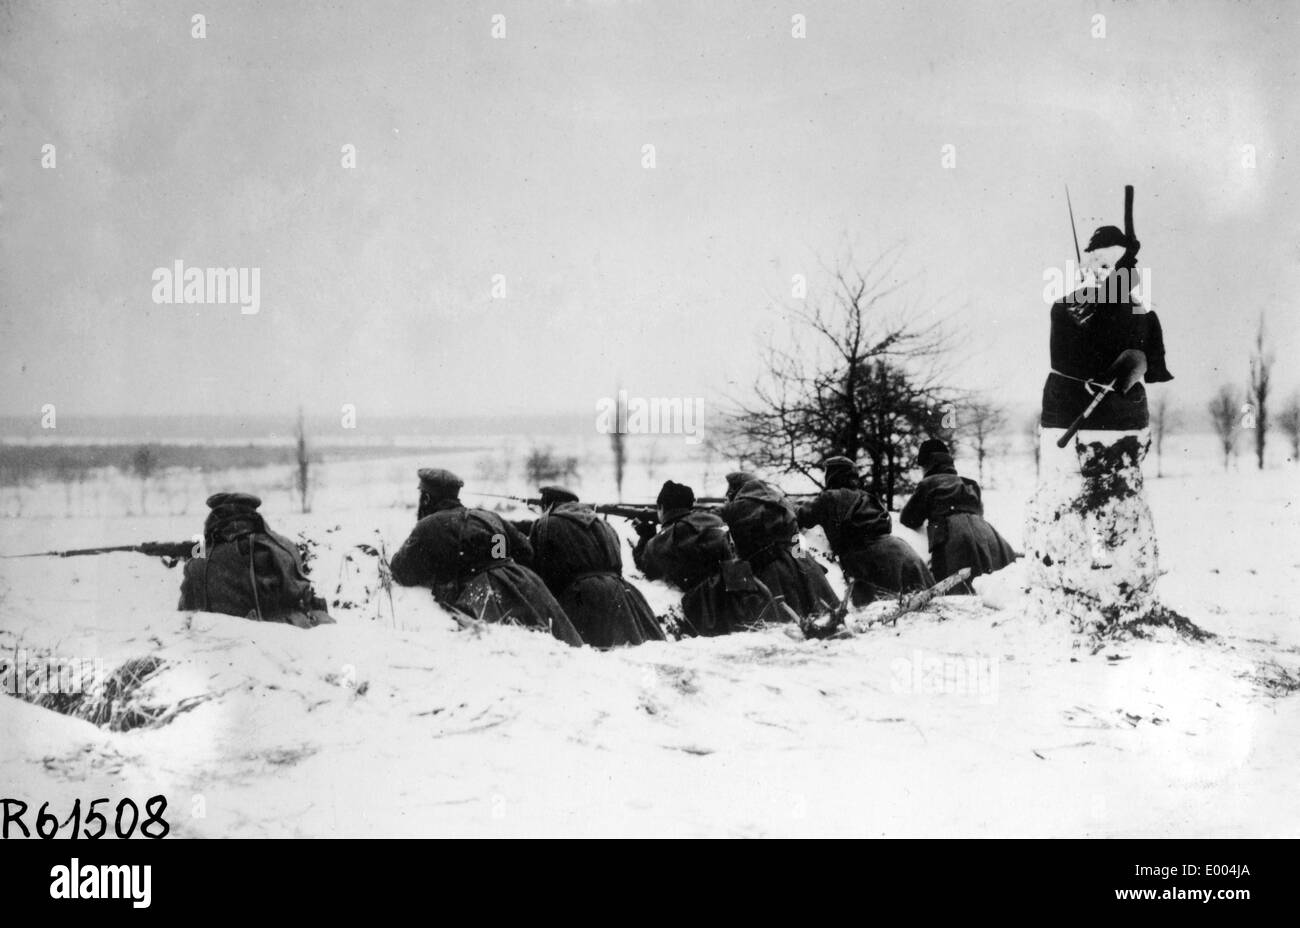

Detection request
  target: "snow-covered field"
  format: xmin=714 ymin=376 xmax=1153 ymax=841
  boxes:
xmin=1 ymin=437 xmax=1297 ymax=837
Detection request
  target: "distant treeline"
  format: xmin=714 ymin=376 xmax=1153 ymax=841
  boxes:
xmin=0 ymin=413 xmax=591 ymax=441
xmin=0 ymin=442 xmax=472 ymax=485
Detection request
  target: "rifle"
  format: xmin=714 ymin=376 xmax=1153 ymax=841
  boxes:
xmin=1055 ymin=379 xmax=1116 ymax=448
xmin=471 ymin=492 xmax=680 ymax=513
xmin=467 ymin=492 xmax=544 ymax=508
xmin=795 ymin=568 xmax=973 ymax=639
xmin=470 ymin=495 xmax=677 ymax=522
xmin=1065 ymin=184 xmax=1082 ymax=265
xmin=693 ymin=493 xmax=818 ymax=506
xmin=592 ymin=503 xmax=727 ymax=523
xmin=2 ymin=540 xmax=200 ymax=564
xmin=592 ymin=503 xmax=661 ymax=522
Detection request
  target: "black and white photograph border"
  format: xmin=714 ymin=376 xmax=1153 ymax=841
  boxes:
xmin=1 ymin=0 xmax=1297 ymax=848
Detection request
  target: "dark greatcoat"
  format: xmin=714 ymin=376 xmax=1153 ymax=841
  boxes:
xmin=528 ymin=503 xmax=665 ymax=648
xmin=1041 ymin=283 xmax=1173 ymax=430
xmin=796 ymin=486 xmax=934 ymax=606
xmin=718 ymin=479 xmax=839 ymax=619
xmin=178 ymin=503 xmax=334 ymax=628
xmin=389 ymin=499 xmax=583 ymax=646
xmin=899 ymin=454 xmax=1018 ymax=592
xmin=632 ymin=509 xmax=779 ymax=636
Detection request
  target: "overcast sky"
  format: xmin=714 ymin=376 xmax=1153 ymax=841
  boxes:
xmin=1 ymin=0 xmax=1296 ymax=427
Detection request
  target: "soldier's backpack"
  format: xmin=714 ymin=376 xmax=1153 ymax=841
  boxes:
xmin=680 ymin=558 xmax=796 ymax=635
xmin=178 ymin=493 xmax=334 ymax=629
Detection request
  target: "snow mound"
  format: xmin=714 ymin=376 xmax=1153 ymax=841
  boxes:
xmin=972 ymin=560 xmax=1030 ymax=611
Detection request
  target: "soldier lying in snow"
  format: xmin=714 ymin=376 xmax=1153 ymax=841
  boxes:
xmin=717 ymin=471 xmax=839 ymax=620
xmin=178 ymin=492 xmax=334 ymax=628
xmin=796 ymin=457 xmax=934 ymax=607
xmin=632 ymin=480 xmax=790 ymax=636
xmin=388 ymin=469 xmax=583 ymax=647
xmin=525 ymin=485 xmax=666 ymax=648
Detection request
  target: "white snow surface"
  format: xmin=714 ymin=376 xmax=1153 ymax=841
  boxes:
xmin=1 ymin=465 xmax=1298 ymax=837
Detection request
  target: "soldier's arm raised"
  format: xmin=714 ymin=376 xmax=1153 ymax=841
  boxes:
xmin=899 ymin=485 xmax=927 ymax=530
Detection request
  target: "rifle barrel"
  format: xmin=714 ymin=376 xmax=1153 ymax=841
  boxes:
xmin=592 ymin=504 xmax=658 ymax=521
xmin=1055 ymin=380 xmax=1116 ymax=448
xmin=1 ymin=541 xmax=194 ymax=560
xmin=1066 ymin=184 xmax=1082 ymax=265
xmin=466 ymin=492 xmax=539 ymax=506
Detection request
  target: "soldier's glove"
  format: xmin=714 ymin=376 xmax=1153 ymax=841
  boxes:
xmin=633 ymin=519 xmax=658 ymax=541
xmin=1102 ymin=348 xmax=1148 ymax=395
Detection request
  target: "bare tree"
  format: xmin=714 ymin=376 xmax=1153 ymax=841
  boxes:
xmin=610 ymin=387 xmax=627 ymax=502
xmin=0 ymin=448 xmax=34 ymax=517
xmin=699 ymin=441 xmax=718 ymax=494
xmin=525 ymin=446 xmax=579 ymax=485
xmin=713 ymin=248 xmax=953 ymax=508
xmin=52 ymin=455 xmax=90 ymax=518
xmin=294 ymin=407 xmax=311 ymax=513
xmin=128 ymin=445 xmax=159 ymax=515
xmin=639 ymin=439 xmax=667 ymax=483
xmin=1207 ymin=385 xmax=1240 ymax=472
xmin=1150 ymin=392 xmax=1180 ymax=479
xmin=957 ymin=397 xmax=1007 ymax=484
xmin=1024 ymin=412 xmax=1040 ymax=479
xmin=1278 ymin=392 xmax=1300 ymax=464
xmin=1248 ymin=314 xmax=1273 ymax=469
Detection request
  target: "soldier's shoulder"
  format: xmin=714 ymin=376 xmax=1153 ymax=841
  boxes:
xmin=688 ymin=508 xmax=727 ymax=527
xmin=643 ymin=529 xmax=673 ymax=555
xmin=467 ymin=506 xmax=508 ymax=528
xmin=549 ymin=502 xmax=597 ymax=520
xmin=262 ymin=528 xmax=304 ymax=555
xmin=798 ymin=489 xmax=834 ymax=510
xmin=413 ymin=507 xmax=465 ymax=532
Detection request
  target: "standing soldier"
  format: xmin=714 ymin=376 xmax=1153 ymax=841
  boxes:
xmin=632 ymin=480 xmax=783 ymax=636
xmin=1025 ymin=185 xmax=1172 ymax=634
xmin=527 ymin=485 xmax=666 ymax=648
xmin=389 ymin=469 xmax=583 ymax=646
xmin=718 ymin=471 xmax=839 ymax=619
xmin=899 ymin=439 xmax=1018 ymax=593
xmin=796 ymin=457 xmax=933 ymax=607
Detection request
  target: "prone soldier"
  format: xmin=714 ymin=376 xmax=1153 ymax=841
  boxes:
xmin=632 ymin=480 xmax=787 ymax=636
xmin=795 ymin=457 xmax=933 ymax=607
xmin=389 ymin=469 xmax=583 ymax=646
xmin=526 ymin=485 xmax=666 ymax=648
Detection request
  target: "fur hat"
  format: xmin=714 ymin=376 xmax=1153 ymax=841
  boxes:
xmin=656 ymin=480 xmax=695 ymax=511
xmin=724 ymin=471 xmax=757 ymax=498
xmin=917 ymin=439 xmax=949 ymax=467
